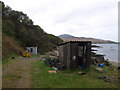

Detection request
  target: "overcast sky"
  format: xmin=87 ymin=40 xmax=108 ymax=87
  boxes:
xmin=2 ymin=0 xmax=119 ymax=41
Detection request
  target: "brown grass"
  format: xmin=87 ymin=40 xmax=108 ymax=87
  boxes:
xmin=2 ymin=34 xmax=24 ymax=58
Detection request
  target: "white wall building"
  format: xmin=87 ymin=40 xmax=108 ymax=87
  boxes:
xmin=26 ymin=46 xmax=37 ymax=54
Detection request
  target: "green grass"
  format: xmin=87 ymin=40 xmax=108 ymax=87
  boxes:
xmin=2 ymin=52 xmax=20 ymax=64
xmin=32 ymin=61 xmax=119 ymax=88
xmin=3 ymin=74 xmax=22 ymax=80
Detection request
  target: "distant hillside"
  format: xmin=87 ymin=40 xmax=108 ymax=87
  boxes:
xmin=1 ymin=1 xmax=63 ymax=60
xmin=59 ymin=34 xmax=76 ymax=38
xmin=58 ymin=34 xmax=116 ymax=44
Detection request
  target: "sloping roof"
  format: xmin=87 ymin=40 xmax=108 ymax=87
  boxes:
xmin=58 ymin=41 xmax=91 ymax=46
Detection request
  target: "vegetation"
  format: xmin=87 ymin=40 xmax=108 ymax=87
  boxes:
xmin=32 ymin=60 xmax=119 ymax=88
xmin=4 ymin=74 xmax=22 ymax=80
xmin=1 ymin=1 xmax=63 ymax=61
xmin=2 ymin=52 xmax=19 ymax=64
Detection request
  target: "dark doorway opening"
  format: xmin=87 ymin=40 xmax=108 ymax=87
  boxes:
xmin=30 ymin=48 xmax=33 ymax=52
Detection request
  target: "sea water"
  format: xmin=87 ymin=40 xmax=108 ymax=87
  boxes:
xmin=92 ymin=43 xmax=119 ymax=62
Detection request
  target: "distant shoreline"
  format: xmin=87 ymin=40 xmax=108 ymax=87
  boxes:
xmin=59 ymin=34 xmax=118 ymax=44
xmin=109 ymin=61 xmax=120 ymax=67
xmin=93 ymin=42 xmax=119 ymax=44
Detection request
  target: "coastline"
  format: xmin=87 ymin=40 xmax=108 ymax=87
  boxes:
xmin=109 ymin=61 xmax=120 ymax=67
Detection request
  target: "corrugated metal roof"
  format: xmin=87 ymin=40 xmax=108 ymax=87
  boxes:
xmin=58 ymin=41 xmax=91 ymax=46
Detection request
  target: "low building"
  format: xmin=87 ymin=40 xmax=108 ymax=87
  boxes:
xmin=26 ymin=46 xmax=37 ymax=54
xmin=58 ymin=41 xmax=92 ymax=70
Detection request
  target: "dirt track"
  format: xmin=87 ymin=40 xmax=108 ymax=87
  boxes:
xmin=2 ymin=57 xmax=39 ymax=88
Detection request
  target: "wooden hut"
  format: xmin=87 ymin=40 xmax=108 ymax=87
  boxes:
xmin=58 ymin=41 xmax=92 ymax=70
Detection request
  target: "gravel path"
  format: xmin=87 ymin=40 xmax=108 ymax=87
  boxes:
xmin=2 ymin=57 xmax=39 ymax=88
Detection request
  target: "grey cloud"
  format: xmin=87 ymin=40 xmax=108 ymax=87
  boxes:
xmin=55 ymin=1 xmax=116 ymax=23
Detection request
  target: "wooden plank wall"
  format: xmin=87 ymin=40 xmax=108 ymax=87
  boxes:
xmin=85 ymin=43 xmax=91 ymax=67
xmin=58 ymin=43 xmax=71 ymax=69
xmin=59 ymin=42 xmax=91 ymax=70
xmin=66 ymin=43 xmax=70 ymax=70
xmin=69 ymin=43 xmax=78 ymax=69
xmin=58 ymin=46 xmax=63 ymax=63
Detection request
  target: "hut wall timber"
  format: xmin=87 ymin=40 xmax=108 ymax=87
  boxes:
xmin=58 ymin=41 xmax=92 ymax=70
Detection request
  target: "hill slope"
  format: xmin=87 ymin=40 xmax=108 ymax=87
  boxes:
xmin=2 ymin=34 xmax=24 ymax=58
xmin=1 ymin=1 xmax=63 ymax=60
xmin=59 ymin=34 xmax=116 ymax=43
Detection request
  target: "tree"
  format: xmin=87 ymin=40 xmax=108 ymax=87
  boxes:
xmin=9 ymin=11 xmax=23 ymax=23
xmin=9 ymin=11 xmax=33 ymax=25
xmin=2 ymin=20 xmax=15 ymax=37
xmin=20 ymin=14 xmax=33 ymax=25
xmin=2 ymin=5 xmax=12 ymax=17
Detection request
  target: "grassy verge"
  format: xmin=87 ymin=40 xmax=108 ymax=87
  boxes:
xmin=32 ymin=60 xmax=119 ymax=88
xmin=2 ymin=52 xmax=20 ymax=64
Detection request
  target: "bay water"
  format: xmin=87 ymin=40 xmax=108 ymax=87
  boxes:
xmin=92 ymin=43 xmax=119 ymax=62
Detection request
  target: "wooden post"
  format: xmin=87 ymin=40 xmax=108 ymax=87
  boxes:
xmin=85 ymin=42 xmax=91 ymax=68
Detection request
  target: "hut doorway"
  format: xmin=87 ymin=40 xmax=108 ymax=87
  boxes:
xmin=77 ymin=45 xmax=87 ymax=68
